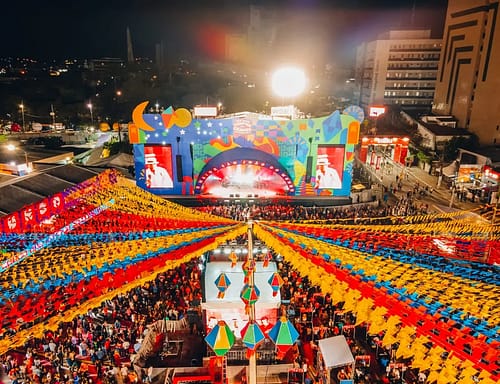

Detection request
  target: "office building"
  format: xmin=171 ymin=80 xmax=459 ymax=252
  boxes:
xmin=432 ymin=0 xmax=500 ymax=145
xmin=356 ymin=30 xmax=442 ymax=112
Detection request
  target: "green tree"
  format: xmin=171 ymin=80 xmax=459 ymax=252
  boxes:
xmin=443 ymin=135 xmax=479 ymax=162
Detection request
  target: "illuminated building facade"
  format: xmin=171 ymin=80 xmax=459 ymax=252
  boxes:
xmin=356 ymin=30 xmax=442 ymax=112
xmin=432 ymin=0 xmax=500 ymax=145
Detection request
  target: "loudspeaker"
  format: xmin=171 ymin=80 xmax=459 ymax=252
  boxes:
xmin=229 ymin=194 xmax=234 ymax=198
xmin=305 ymin=156 xmax=313 ymax=183
xmin=189 ymin=144 xmax=194 ymax=178
xmin=235 ymin=194 xmax=240 ymax=198
xmin=176 ymin=154 xmax=183 ymax=182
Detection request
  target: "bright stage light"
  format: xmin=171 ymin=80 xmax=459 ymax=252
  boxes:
xmin=271 ymin=67 xmax=307 ymax=99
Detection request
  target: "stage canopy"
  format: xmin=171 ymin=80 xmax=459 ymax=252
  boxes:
xmin=318 ymin=336 xmax=354 ymax=370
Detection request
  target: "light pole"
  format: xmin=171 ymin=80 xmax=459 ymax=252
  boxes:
xmin=246 ymin=220 xmax=257 ymax=384
xmin=6 ymin=144 xmax=28 ymax=169
xmin=50 ymin=104 xmax=56 ymax=130
xmin=19 ymin=102 xmax=25 ymax=132
xmin=87 ymin=103 xmax=94 ymax=127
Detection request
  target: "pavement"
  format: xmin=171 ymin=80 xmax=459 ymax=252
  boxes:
xmin=363 ymin=158 xmax=482 ymax=215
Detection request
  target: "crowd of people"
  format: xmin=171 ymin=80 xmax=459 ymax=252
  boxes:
xmin=197 ymin=202 xmax=394 ymax=222
xmin=0 ymin=235 xmax=414 ymax=384
xmin=0 ymin=170 xmax=476 ymax=384
xmin=0 ymin=261 xmax=203 ymax=384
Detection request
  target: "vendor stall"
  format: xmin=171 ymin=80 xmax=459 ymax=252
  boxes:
xmin=316 ymin=336 xmax=355 ymax=383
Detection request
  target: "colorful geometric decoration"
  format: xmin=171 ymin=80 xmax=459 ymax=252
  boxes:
xmin=205 ymin=320 xmax=235 ymax=356
xmin=268 ymin=272 xmax=284 ymax=297
xmin=241 ymin=320 xmax=266 ymax=358
xmin=132 ymin=101 xmax=155 ymax=131
xmin=229 ymin=251 xmax=238 ymax=268
xmin=263 ymin=252 xmax=271 ymax=268
xmin=268 ymin=316 xmax=299 ymax=360
xmin=343 ymin=105 xmax=365 ymax=123
xmin=242 ymin=259 xmax=256 ymax=284
xmin=161 ymin=106 xmax=192 ymax=129
xmin=240 ymin=284 xmax=260 ymax=314
xmin=214 ymin=272 xmax=231 ymax=299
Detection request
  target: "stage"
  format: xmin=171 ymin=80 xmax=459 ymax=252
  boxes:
xmin=164 ymin=194 xmax=352 ymax=208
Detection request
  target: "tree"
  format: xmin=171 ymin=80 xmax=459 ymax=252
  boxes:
xmin=443 ymin=135 xmax=479 ymax=162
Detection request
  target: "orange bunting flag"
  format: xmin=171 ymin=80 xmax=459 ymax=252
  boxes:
xmin=263 ymin=252 xmax=271 ymax=268
xmin=229 ymin=251 xmax=238 ymax=268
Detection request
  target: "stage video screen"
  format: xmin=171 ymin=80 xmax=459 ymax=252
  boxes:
xmin=316 ymin=145 xmax=345 ymax=189
xmin=143 ymin=145 xmax=174 ymax=189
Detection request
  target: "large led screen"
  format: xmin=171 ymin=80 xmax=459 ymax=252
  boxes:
xmin=316 ymin=145 xmax=345 ymax=190
xmin=143 ymin=145 xmax=174 ymax=189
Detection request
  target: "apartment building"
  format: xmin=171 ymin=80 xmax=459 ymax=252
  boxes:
xmin=356 ymin=29 xmax=442 ymax=112
xmin=432 ymin=0 xmax=500 ymax=145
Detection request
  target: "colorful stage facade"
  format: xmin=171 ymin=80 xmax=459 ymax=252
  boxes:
xmin=128 ymin=102 xmax=363 ymax=197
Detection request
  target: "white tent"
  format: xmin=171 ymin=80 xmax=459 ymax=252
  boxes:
xmin=317 ymin=335 xmax=355 ymax=382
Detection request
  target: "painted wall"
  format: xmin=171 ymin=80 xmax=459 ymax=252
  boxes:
xmin=129 ymin=102 xmax=362 ymax=196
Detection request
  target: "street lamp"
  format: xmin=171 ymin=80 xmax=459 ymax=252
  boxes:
xmin=19 ymin=102 xmax=25 ymax=132
xmin=87 ymin=103 xmax=94 ymax=126
xmin=6 ymin=144 xmax=29 ymax=169
xmin=50 ymin=104 xmax=56 ymax=130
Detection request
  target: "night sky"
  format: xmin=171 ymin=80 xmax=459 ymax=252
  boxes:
xmin=1 ymin=0 xmax=448 ymax=62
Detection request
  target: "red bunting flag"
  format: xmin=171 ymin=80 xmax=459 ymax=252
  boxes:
xmin=21 ymin=205 xmax=36 ymax=229
xmin=37 ymin=198 xmax=51 ymax=222
xmin=50 ymin=193 xmax=64 ymax=214
xmin=3 ymin=212 xmax=21 ymax=233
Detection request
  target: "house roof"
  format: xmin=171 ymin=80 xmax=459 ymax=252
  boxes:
xmin=420 ymin=122 xmax=471 ymax=137
xmin=462 ymin=146 xmax=500 ymax=164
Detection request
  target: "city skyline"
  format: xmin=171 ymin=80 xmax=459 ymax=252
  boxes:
xmin=1 ymin=0 xmax=447 ymax=64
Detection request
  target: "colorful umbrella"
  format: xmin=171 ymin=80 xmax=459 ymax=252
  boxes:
xmin=268 ymin=316 xmax=299 ymax=359
xmin=205 ymin=320 xmax=235 ymax=356
xmin=267 ymin=272 xmax=284 ymax=296
xmin=241 ymin=320 xmax=266 ymax=358
xmin=240 ymin=284 xmax=260 ymax=314
xmin=214 ymin=272 xmax=231 ymax=298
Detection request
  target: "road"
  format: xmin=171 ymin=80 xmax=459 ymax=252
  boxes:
xmin=363 ymin=157 xmax=489 ymax=222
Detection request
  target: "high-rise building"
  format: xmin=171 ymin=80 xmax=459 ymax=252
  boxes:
xmin=356 ymin=30 xmax=442 ymax=112
xmin=432 ymin=0 xmax=500 ymax=145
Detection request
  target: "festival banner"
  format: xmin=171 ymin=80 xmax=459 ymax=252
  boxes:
xmin=36 ymin=198 xmax=51 ymax=222
xmin=21 ymin=204 xmax=36 ymax=229
xmin=50 ymin=193 xmax=65 ymax=214
xmin=3 ymin=211 xmax=21 ymax=233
